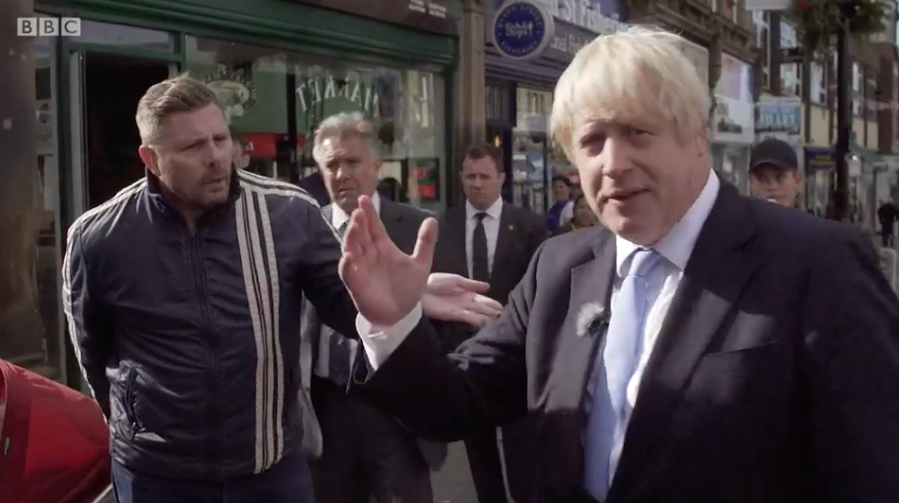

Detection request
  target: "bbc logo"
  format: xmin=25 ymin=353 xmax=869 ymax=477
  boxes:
xmin=17 ymin=17 xmax=81 ymax=37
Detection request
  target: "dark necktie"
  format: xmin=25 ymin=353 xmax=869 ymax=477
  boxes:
xmin=325 ymin=219 xmax=352 ymax=384
xmin=472 ymin=212 xmax=490 ymax=282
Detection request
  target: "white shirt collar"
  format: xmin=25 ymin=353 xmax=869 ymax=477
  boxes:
xmin=616 ymin=170 xmax=720 ymax=275
xmin=332 ymin=191 xmax=381 ymax=229
xmin=465 ymin=197 xmax=503 ymax=221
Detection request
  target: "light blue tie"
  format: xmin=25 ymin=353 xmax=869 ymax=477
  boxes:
xmin=584 ymin=248 xmax=662 ymax=501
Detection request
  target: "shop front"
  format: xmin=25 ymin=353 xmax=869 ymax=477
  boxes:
xmin=24 ymin=0 xmax=457 ymax=385
xmin=484 ymin=0 xmax=629 ymax=212
xmin=710 ymin=52 xmax=755 ymax=194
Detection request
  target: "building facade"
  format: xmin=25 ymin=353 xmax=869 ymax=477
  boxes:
xmin=753 ymin=8 xmax=887 ymax=220
xmin=484 ymin=0 xmax=630 ymax=212
xmin=18 ymin=0 xmax=459 ymax=384
xmin=453 ymin=0 xmax=755 ymax=210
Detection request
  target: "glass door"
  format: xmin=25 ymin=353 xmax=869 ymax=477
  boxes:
xmin=69 ymin=51 xmax=176 ymax=217
xmin=62 ymin=20 xmax=179 ymax=389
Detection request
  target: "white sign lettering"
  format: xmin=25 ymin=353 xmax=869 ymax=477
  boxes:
xmin=296 ymin=75 xmax=380 ymax=116
xmin=539 ymin=0 xmax=628 ymax=34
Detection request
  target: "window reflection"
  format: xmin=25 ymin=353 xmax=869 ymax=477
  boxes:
xmin=2 ymin=18 xmax=65 ymax=379
xmin=185 ymin=37 xmax=446 ymax=212
xmin=513 ymin=87 xmax=573 ymax=213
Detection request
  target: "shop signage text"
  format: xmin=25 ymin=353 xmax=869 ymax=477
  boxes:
xmin=755 ymin=97 xmax=801 ymax=137
xmin=296 ymin=0 xmax=452 ymax=35
xmin=296 ymin=75 xmax=379 ymax=115
xmin=805 ymin=147 xmax=835 ymax=170
xmin=491 ymin=0 xmax=555 ymax=61
xmin=539 ymin=0 xmax=629 ymax=34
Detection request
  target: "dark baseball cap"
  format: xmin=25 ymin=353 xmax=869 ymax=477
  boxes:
xmin=749 ymin=138 xmax=798 ymax=172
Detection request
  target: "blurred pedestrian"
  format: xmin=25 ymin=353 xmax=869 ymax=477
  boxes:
xmin=547 ymin=175 xmax=574 ymax=231
xmin=553 ymin=194 xmax=597 ymax=235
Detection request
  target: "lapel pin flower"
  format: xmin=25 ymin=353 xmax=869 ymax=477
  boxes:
xmin=575 ymin=301 xmax=607 ymax=338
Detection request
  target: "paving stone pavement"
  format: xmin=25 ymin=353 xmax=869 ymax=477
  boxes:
xmin=431 ymin=441 xmax=478 ymax=503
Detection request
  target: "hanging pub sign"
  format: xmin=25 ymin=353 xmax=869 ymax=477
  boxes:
xmin=296 ymin=0 xmax=452 ymax=35
xmin=491 ymin=0 xmax=555 ymax=61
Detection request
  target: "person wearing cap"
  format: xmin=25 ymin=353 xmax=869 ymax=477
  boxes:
xmin=748 ymin=138 xmax=802 ymax=207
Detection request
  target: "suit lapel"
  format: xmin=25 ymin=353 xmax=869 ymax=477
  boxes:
xmin=492 ymin=205 xmax=516 ymax=279
xmin=379 ymin=200 xmax=402 ymax=238
xmin=564 ymin=229 xmax=616 ymax=420
xmin=610 ymin=185 xmax=761 ymax=500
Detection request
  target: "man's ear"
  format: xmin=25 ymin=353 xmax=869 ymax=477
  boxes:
xmin=694 ymin=126 xmax=708 ymax=156
xmin=138 ymin=145 xmax=160 ymax=177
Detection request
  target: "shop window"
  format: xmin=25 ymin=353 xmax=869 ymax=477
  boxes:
xmin=184 ymin=37 xmax=446 ymax=212
xmin=512 ymin=87 xmax=574 ymax=214
xmin=0 ymin=14 xmax=66 ymax=379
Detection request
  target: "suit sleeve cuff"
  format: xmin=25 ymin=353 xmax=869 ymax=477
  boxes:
xmin=356 ymin=303 xmax=422 ymax=371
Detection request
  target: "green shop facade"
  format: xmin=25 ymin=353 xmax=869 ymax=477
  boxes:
xmin=25 ymin=0 xmax=459 ymax=386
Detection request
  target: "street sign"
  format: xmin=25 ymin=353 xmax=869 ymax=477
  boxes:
xmin=745 ymin=0 xmax=790 ymax=10
xmin=879 ymin=247 xmax=898 ymax=292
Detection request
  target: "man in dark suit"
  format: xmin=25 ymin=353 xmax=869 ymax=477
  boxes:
xmin=303 ymin=112 xmax=446 ymax=503
xmin=432 ymin=142 xmax=547 ymax=502
xmin=337 ymin=27 xmax=899 ymax=503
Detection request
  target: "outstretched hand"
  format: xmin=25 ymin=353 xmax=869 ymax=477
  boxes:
xmin=339 ymin=196 xmax=505 ymax=329
xmin=339 ymin=196 xmax=437 ymax=327
xmin=423 ymin=273 xmax=503 ymax=328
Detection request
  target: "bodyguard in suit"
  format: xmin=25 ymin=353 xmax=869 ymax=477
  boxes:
xmin=303 ymin=112 xmax=447 ymax=503
xmin=339 ymin=26 xmax=899 ymax=503
xmin=432 ymin=142 xmax=547 ymax=503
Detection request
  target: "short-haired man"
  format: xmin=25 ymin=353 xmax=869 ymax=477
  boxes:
xmin=748 ymin=138 xmax=801 ymax=207
xmin=431 ymin=142 xmax=548 ymax=503
xmin=339 ymin=26 xmax=899 ymax=503
xmin=62 ymin=76 xmax=500 ymax=503
xmin=303 ymin=112 xmax=447 ymax=503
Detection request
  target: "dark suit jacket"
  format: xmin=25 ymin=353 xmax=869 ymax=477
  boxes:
xmin=354 ymin=184 xmax=899 ymax=503
xmin=432 ymin=202 xmax=548 ymax=350
xmin=304 ymin=199 xmax=447 ymax=469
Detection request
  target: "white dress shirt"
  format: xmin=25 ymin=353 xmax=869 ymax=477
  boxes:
xmin=465 ymin=197 xmax=503 ymax=277
xmin=355 ymin=171 xmax=721 ymax=416
xmin=331 ymin=191 xmax=381 ymax=230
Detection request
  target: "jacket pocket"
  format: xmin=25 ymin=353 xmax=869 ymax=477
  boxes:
xmin=122 ymin=367 xmax=143 ymax=438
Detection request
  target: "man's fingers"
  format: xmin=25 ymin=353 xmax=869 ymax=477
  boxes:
xmin=455 ymin=310 xmax=489 ymax=328
xmin=359 ymin=195 xmax=389 ymax=242
xmin=468 ymin=294 xmax=504 ymax=316
xmin=451 ymin=277 xmax=491 ymax=294
xmin=343 ymin=208 xmax=371 ymax=255
xmin=412 ymin=217 xmax=438 ymax=269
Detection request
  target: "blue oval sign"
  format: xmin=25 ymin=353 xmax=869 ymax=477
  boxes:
xmin=491 ymin=0 xmax=554 ymax=61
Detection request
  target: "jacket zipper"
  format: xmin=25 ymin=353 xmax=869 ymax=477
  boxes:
xmin=188 ymin=229 xmax=220 ymax=478
xmin=124 ymin=368 xmax=141 ymax=440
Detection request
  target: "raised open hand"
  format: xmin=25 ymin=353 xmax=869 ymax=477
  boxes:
xmin=339 ymin=195 xmax=437 ymax=327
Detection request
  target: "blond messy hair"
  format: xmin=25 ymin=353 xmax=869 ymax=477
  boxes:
xmin=312 ymin=112 xmax=379 ymax=164
xmin=550 ymin=25 xmax=710 ymax=157
xmin=136 ymin=74 xmax=221 ymax=144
